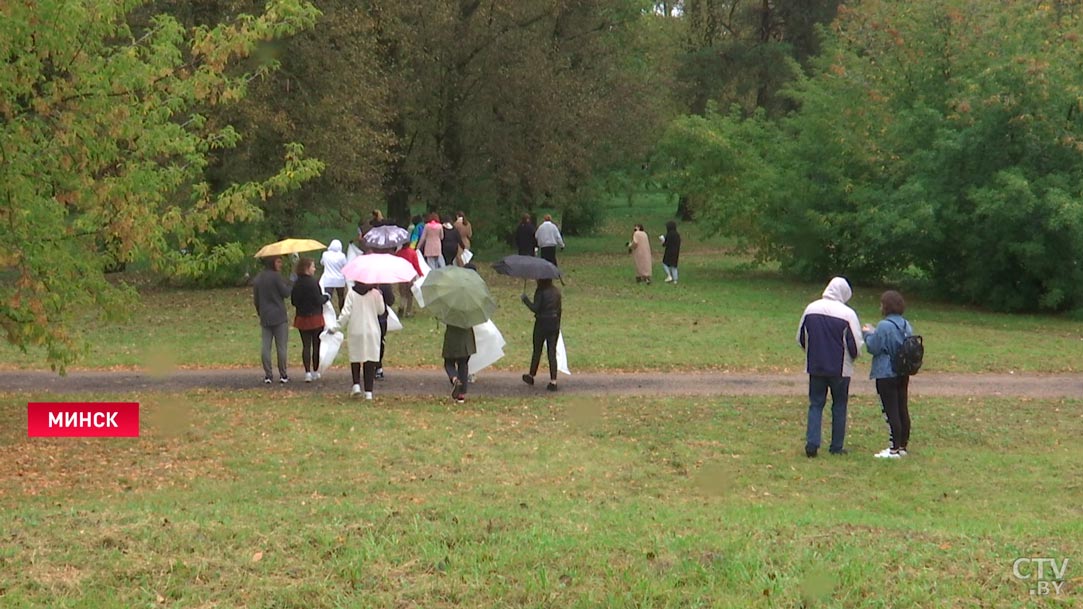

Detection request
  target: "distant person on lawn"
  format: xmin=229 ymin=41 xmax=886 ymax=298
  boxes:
xmin=454 ymin=211 xmax=473 ymax=251
xmin=628 ymin=223 xmax=652 ymax=284
xmin=417 ymin=212 xmax=445 ymax=269
xmin=290 ymin=257 xmax=330 ymax=383
xmin=521 ymin=278 xmax=562 ymax=391
xmin=535 ymin=214 xmax=565 ymax=266
xmin=863 ymin=290 xmax=915 ymax=459
xmin=796 ymin=276 xmax=863 ymax=457
xmin=253 ymin=256 xmax=292 ymax=384
xmin=661 ymin=220 xmax=681 ymax=284
xmin=319 ymin=239 xmax=347 ymax=310
xmin=515 ymin=213 xmax=537 ymax=256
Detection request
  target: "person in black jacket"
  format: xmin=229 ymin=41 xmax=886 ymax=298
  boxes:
xmin=520 ymin=278 xmax=562 ymax=391
xmin=515 ymin=213 xmax=537 ymax=256
xmin=375 ymin=283 xmax=395 ymax=380
xmin=441 ymin=215 xmax=464 ymax=266
xmin=290 ymin=258 xmax=330 ymax=382
xmin=661 ymin=220 xmax=682 ymax=284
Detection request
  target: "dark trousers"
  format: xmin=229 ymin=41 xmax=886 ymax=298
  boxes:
xmin=351 ymin=361 xmax=378 ymax=392
xmin=530 ymin=323 xmax=560 ymax=381
xmin=806 ymin=375 xmax=850 ymax=453
xmin=298 ymin=328 xmax=322 ymax=372
xmin=539 ymin=246 xmax=558 ymax=266
xmin=876 ymin=376 xmax=911 ymax=450
xmin=444 ymin=358 xmax=469 ymax=394
xmin=378 ymin=319 xmax=387 ymax=367
xmin=325 ymin=286 xmax=345 ymax=311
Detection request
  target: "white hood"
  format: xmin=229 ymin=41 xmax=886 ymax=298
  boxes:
xmin=329 ymin=239 xmax=343 ymax=253
xmin=822 ymin=276 xmax=852 ymax=303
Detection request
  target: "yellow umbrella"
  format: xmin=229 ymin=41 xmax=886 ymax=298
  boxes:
xmin=253 ymin=238 xmax=327 ymax=258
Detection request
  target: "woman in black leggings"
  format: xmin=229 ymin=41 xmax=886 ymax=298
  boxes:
xmin=520 ymin=278 xmax=562 ymax=391
xmin=290 ymin=258 xmax=330 ymax=382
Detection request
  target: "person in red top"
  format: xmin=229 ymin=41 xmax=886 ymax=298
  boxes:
xmin=393 ymin=244 xmax=423 ymax=317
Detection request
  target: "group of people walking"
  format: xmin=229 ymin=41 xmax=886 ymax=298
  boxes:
xmin=797 ymin=277 xmax=917 ymax=460
xmin=253 ymin=210 xmax=565 ymax=402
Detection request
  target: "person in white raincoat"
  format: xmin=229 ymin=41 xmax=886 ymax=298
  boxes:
xmin=320 ymin=239 xmax=348 ymax=310
xmin=332 ymin=283 xmax=386 ymax=399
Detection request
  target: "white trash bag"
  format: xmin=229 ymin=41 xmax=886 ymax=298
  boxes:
xmin=469 ymin=320 xmax=506 ymax=375
xmin=556 ymin=332 xmax=571 ymax=376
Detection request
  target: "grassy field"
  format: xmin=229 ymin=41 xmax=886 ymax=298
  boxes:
xmin=1 ymin=194 xmax=1080 ymax=374
xmin=1 ymin=390 xmax=1079 ymax=607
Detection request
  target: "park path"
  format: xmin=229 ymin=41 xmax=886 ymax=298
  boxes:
xmin=1 ymin=369 xmax=1080 ymax=399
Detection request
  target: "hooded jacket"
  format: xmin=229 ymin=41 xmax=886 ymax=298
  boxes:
xmin=320 ymin=240 xmax=347 ymax=288
xmin=796 ymin=277 xmax=863 ymax=377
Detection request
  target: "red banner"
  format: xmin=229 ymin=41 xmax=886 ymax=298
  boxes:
xmin=27 ymin=402 xmax=140 ymax=437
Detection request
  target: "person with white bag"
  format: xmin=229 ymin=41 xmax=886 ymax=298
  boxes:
xmin=520 ymin=278 xmax=563 ymax=391
xmin=329 ymin=283 xmax=386 ymax=399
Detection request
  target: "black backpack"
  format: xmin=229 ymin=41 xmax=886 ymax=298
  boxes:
xmin=888 ymin=318 xmax=923 ymax=376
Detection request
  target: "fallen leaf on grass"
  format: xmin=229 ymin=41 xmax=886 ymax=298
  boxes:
xmin=252 ymin=551 xmax=264 ymax=562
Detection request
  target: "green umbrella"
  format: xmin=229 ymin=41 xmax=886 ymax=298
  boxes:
xmin=420 ymin=266 xmax=497 ymax=328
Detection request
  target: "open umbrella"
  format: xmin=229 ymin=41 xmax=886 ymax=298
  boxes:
xmin=362 ymin=225 xmax=410 ymax=251
xmin=253 ymin=238 xmax=327 ymax=258
xmin=421 ymin=266 xmax=497 ymax=328
xmin=341 ymin=253 xmax=418 ymax=284
xmin=492 ymin=255 xmax=561 ymax=280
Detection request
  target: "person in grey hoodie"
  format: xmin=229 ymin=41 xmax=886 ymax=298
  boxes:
xmin=796 ymin=277 xmax=863 ymax=457
xmin=253 ymin=256 xmax=292 ymax=384
xmin=534 ymin=214 xmax=565 ymax=266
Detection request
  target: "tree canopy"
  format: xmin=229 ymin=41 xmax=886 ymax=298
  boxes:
xmin=0 ymin=0 xmax=323 ymax=370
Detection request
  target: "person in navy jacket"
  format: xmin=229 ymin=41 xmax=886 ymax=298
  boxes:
xmin=796 ymin=277 xmax=863 ymax=457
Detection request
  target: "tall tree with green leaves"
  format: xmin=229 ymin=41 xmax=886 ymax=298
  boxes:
xmin=0 ymin=0 xmax=323 ymax=370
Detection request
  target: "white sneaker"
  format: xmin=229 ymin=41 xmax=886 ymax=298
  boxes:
xmin=898 ymin=448 xmax=908 ymax=457
xmin=351 ymin=384 xmax=362 ymax=396
xmin=312 ymin=371 xmax=321 ymax=381
xmin=874 ymin=448 xmax=901 ymax=459
xmin=364 ymin=391 xmax=373 ymax=400
xmin=664 ymin=276 xmax=673 ymax=283
xmin=304 ymin=372 xmax=313 ymax=383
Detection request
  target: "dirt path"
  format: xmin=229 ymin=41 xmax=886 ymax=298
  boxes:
xmin=2 ymin=369 xmax=1081 ymax=399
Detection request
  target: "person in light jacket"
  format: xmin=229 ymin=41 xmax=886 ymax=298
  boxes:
xmin=253 ymin=256 xmax=292 ymax=384
xmin=319 ymin=239 xmax=347 ymax=310
xmin=417 ymin=213 xmax=445 ymax=269
xmin=862 ymin=290 xmax=915 ymax=459
xmin=628 ymin=223 xmax=652 ymax=284
xmin=796 ymin=277 xmax=863 ymax=458
xmin=331 ymin=282 xmax=386 ymax=399
xmin=454 ymin=211 xmax=473 ymax=250
xmin=534 ymin=214 xmax=565 ymax=266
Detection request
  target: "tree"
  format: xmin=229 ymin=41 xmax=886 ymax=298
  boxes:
xmin=0 ymin=0 xmax=323 ymax=370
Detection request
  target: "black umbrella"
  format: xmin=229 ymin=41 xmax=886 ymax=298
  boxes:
xmin=492 ymin=255 xmax=562 ymax=280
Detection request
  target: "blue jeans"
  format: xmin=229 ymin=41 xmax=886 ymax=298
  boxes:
xmin=806 ymin=375 xmax=850 ymax=452
xmin=663 ymin=264 xmax=678 ymax=282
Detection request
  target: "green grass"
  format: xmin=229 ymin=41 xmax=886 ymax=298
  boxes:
xmin=2 ymin=391 xmax=1080 ymax=607
xmin=2 ymin=193 xmax=1081 ymax=373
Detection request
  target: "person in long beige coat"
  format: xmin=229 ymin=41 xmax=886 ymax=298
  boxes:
xmin=628 ymin=224 xmax=653 ymax=284
xmin=332 ymin=283 xmax=386 ymax=399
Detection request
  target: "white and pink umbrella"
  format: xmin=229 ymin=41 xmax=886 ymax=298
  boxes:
xmin=341 ymin=253 xmax=418 ymax=284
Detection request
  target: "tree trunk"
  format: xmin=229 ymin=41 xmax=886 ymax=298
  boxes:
xmin=383 ymin=116 xmax=412 ymax=225
xmin=676 ymin=193 xmax=694 ymax=220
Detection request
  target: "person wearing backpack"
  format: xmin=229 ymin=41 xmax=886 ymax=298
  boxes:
xmin=862 ymin=290 xmax=916 ymax=459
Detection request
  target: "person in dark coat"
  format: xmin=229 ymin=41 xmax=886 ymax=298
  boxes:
xmin=515 ymin=213 xmax=537 ymax=256
xmin=662 ymin=220 xmax=682 ymax=284
xmin=520 ymin=278 xmax=562 ymax=391
xmin=442 ymin=324 xmax=476 ymax=404
xmin=290 ymin=257 xmax=330 ymax=382
xmin=375 ymin=283 xmax=395 ymax=380
xmin=253 ymin=256 xmax=292 ymax=383
xmin=441 ymin=216 xmax=464 ymax=266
